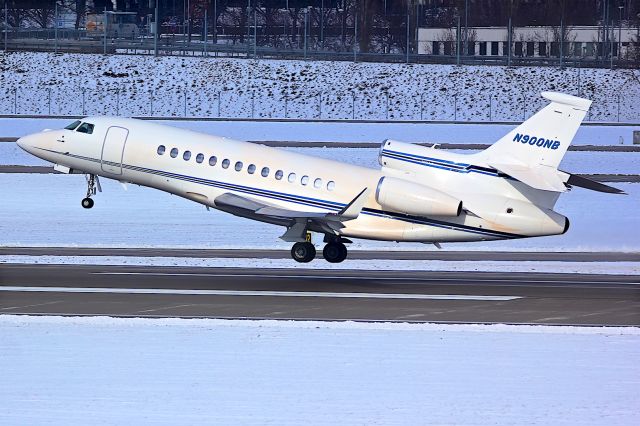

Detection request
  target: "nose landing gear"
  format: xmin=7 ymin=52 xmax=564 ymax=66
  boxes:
xmin=81 ymin=174 xmax=100 ymax=209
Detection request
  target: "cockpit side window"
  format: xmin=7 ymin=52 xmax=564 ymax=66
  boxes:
xmin=64 ymin=120 xmax=81 ymax=130
xmin=76 ymin=123 xmax=95 ymax=135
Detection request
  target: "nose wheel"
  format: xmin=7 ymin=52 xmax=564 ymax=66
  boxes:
xmin=323 ymin=242 xmax=348 ymax=263
xmin=81 ymin=174 xmax=101 ymax=209
xmin=81 ymin=197 xmax=94 ymax=209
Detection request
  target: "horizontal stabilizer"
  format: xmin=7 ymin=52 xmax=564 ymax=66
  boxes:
xmin=565 ymin=173 xmax=626 ymax=194
xmin=490 ymin=161 xmax=567 ymax=192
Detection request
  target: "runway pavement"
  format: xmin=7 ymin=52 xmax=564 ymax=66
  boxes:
xmin=1 ymin=264 xmax=638 ymax=326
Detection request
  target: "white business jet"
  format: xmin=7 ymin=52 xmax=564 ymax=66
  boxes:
xmin=17 ymin=91 xmax=622 ymax=263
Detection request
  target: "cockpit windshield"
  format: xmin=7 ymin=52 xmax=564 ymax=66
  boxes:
xmin=64 ymin=120 xmax=81 ymax=130
xmin=76 ymin=123 xmax=95 ymax=134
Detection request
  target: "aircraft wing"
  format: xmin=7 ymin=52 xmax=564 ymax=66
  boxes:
xmin=214 ymin=188 xmax=370 ymax=242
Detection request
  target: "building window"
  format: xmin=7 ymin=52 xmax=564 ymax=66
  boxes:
xmin=327 ymin=181 xmax=335 ymax=191
xmin=288 ymin=173 xmax=296 ymax=183
xmin=222 ymin=159 xmax=230 ymax=169
xmin=209 ymin=156 xmax=217 ymax=166
xmin=467 ymin=41 xmax=475 ymax=56
xmin=247 ymin=164 xmax=256 ymax=174
xmin=196 ymin=153 xmax=204 ymax=163
xmin=432 ymin=41 xmax=440 ymax=55
xmin=170 ymin=148 xmax=178 ymax=158
xmin=313 ymin=178 xmax=322 ymax=189
xmin=235 ymin=161 xmax=243 ymax=171
xmin=183 ymin=150 xmax=191 ymax=161
xmin=261 ymin=167 xmax=270 ymax=177
xmin=526 ymin=42 xmax=535 ymax=56
xmin=479 ymin=42 xmax=487 ymax=56
xmin=538 ymin=42 xmax=547 ymax=57
xmin=502 ymin=42 xmax=509 ymax=56
xmin=275 ymin=170 xmax=283 ymax=180
xmin=443 ymin=41 xmax=452 ymax=56
xmin=515 ymin=42 xmax=523 ymax=56
xmin=157 ymin=145 xmax=166 ymax=155
xmin=491 ymin=41 xmax=499 ymax=56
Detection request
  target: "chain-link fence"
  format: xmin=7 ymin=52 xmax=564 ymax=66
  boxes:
xmin=1 ymin=85 xmax=637 ymax=122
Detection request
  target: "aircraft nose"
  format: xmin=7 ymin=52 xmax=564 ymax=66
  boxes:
xmin=16 ymin=134 xmax=39 ymax=154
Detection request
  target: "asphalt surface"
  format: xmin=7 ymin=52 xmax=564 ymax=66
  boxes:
xmin=2 ymin=247 xmax=640 ymax=262
xmin=1 ymin=264 xmax=638 ymax=326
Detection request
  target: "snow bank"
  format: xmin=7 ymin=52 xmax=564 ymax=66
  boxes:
xmin=0 ymin=315 xmax=638 ymax=425
xmin=1 ymin=117 xmax=638 ymax=146
xmin=1 ymin=52 xmax=639 ymax=121
xmin=1 ymin=255 xmax=638 ymax=275
xmin=0 ymin=174 xmax=638 ymax=251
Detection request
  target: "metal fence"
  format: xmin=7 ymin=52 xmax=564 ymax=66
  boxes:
xmin=1 ymin=86 xmax=637 ymax=122
xmin=2 ymin=27 xmax=638 ymax=69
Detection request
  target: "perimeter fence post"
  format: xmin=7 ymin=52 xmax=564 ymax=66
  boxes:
xmin=523 ymin=94 xmax=526 ymax=119
xmin=420 ymin=93 xmax=424 ymax=120
xmin=352 ymin=93 xmax=355 ymax=120
xmin=454 ymin=94 xmax=457 ymax=121
xmin=318 ymin=92 xmax=322 ymax=119
xmin=82 ymin=89 xmax=86 ymax=115
xmin=251 ymin=90 xmax=255 ymax=118
xmin=385 ymin=91 xmax=389 ymax=120
xmin=150 ymin=90 xmax=154 ymax=116
xmin=184 ymin=87 xmax=187 ymax=117
xmin=13 ymin=87 xmax=17 ymax=114
xmin=489 ymin=96 xmax=492 ymax=121
xmin=217 ymin=91 xmax=221 ymax=117
xmin=617 ymin=94 xmax=620 ymax=122
xmin=116 ymin=89 xmax=120 ymax=116
xmin=284 ymin=94 xmax=288 ymax=118
xmin=48 ymin=88 xmax=51 ymax=115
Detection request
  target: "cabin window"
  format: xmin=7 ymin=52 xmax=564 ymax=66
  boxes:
xmin=170 ymin=148 xmax=179 ymax=158
xmin=209 ymin=156 xmax=217 ymax=166
xmin=157 ymin=145 xmax=166 ymax=155
xmin=301 ymin=175 xmax=309 ymax=186
xmin=235 ymin=161 xmax=243 ymax=171
xmin=261 ymin=167 xmax=270 ymax=177
xmin=65 ymin=120 xmax=81 ymax=130
xmin=288 ymin=173 xmax=296 ymax=183
xmin=76 ymin=122 xmax=95 ymax=134
xmin=313 ymin=178 xmax=322 ymax=188
xmin=247 ymin=164 xmax=256 ymax=174
xmin=327 ymin=181 xmax=335 ymax=191
xmin=222 ymin=159 xmax=230 ymax=169
xmin=275 ymin=170 xmax=283 ymax=180
xmin=196 ymin=153 xmax=204 ymax=163
xmin=183 ymin=151 xmax=191 ymax=161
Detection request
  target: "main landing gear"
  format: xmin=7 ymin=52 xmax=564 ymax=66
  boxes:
xmin=290 ymin=238 xmax=348 ymax=263
xmin=81 ymin=174 xmax=100 ymax=209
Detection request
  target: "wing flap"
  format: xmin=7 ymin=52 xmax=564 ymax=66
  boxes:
xmin=490 ymin=162 xmax=567 ymax=192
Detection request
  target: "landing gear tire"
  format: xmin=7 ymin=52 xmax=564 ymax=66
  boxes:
xmin=323 ymin=242 xmax=347 ymax=263
xmin=81 ymin=197 xmax=94 ymax=209
xmin=291 ymin=242 xmax=316 ymax=263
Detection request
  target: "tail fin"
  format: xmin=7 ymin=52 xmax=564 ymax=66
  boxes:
xmin=480 ymin=92 xmax=591 ymax=170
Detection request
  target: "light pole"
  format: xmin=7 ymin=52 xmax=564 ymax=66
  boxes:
xmin=54 ymin=1 xmax=58 ymax=54
xmin=3 ymin=0 xmax=7 ymax=52
xmin=304 ymin=7 xmax=308 ymax=59
xmin=618 ymin=6 xmax=623 ymax=61
xmin=320 ymin=0 xmax=324 ymax=48
xmin=353 ymin=6 xmax=357 ymax=62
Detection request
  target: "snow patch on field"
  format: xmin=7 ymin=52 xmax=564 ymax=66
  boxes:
xmin=0 ymin=174 xmax=638 ymax=251
xmin=0 ymin=315 xmax=638 ymax=425
xmin=1 ymin=52 xmax=639 ymax=121
xmin=1 ymin=255 xmax=638 ymax=275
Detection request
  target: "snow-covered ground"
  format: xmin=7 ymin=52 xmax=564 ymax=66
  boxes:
xmin=1 ymin=52 xmax=639 ymax=121
xmin=0 ymin=315 xmax=638 ymax=425
xmin=2 ymin=141 xmax=639 ymax=174
xmin=3 ymin=255 xmax=638 ymax=275
xmin=0 ymin=174 xmax=637 ymax=251
xmin=1 ymin=117 xmax=638 ymax=146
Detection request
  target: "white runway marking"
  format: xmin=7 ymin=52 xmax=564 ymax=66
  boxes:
xmin=93 ymin=271 xmax=640 ymax=286
xmin=0 ymin=286 xmax=521 ymax=301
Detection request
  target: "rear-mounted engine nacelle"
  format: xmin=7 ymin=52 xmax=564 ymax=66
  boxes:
xmin=375 ymin=177 xmax=462 ymax=217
